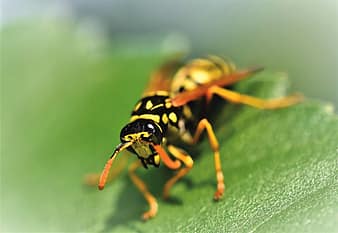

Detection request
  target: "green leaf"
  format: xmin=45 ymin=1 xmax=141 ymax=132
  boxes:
xmin=2 ymin=20 xmax=337 ymax=233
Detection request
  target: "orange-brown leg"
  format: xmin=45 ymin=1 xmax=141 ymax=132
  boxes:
xmin=128 ymin=161 xmax=158 ymax=220
xmin=153 ymin=144 xmax=182 ymax=170
xmin=162 ymin=145 xmax=194 ymax=200
xmin=193 ymin=119 xmax=225 ymax=200
xmin=206 ymin=86 xmax=303 ymax=109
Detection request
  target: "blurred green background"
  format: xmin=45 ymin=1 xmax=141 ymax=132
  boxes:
xmin=1 ymin=1 xmax=338 ymax=232
xmin=3 ymin=0 xmax=338 ymax=106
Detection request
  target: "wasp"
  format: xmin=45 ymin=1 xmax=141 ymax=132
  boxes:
xmin=97 ymin=55 xmax=302 ymax=220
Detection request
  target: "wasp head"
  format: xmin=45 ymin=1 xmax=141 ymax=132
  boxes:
xmin=119 ymin=119 xmax=163 ymax=168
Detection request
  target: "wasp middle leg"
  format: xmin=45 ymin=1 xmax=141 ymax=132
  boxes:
xmin=193 ymin=118 xmax=225 ymax=200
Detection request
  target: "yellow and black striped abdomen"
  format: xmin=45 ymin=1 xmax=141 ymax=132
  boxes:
xmin=170 ymin=56 xmax=236 ymax=94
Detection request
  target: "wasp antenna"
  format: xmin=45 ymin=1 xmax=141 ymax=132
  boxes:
xmin=98 ymin=142 xmax=133 ymax=190
xmin=98 ymin=157 xmax=114 ymax=190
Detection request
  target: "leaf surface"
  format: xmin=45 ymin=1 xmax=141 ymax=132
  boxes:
xmin=1 ymin=20 xmax=337 ymax=233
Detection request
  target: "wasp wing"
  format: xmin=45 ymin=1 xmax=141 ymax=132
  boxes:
xmin=143 ymin=58 xmax=183 ymax=95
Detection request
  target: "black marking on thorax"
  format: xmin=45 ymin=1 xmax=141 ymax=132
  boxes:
xmin=131 ymin=93 xmax=184 ymax=134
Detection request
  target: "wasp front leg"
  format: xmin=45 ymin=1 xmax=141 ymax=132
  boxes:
xmin=128 ymin=161 xmax=158 ymax=220
xmin=162 ymin=145 xmax=194 ymax=200
xmin=193 ymin=119 xmax=225 ymax=200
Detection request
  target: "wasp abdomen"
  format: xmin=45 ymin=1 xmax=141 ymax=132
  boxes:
xmin=170 ymin=56 xmax=236 ymax=94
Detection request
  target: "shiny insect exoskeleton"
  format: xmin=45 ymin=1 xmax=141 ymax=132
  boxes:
xmin=98 ymin=56 xmax=302 ymax=220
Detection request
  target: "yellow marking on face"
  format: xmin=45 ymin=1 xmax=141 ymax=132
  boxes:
xmin=146 ymin=100 xmax=153 ymax=110
xmin=122 ymin=132 xmax=151 ymax=142
xmin=131 ymin=140 xmax=153 ymax=158
xmin=162 ymin=113 xmax=168 ymax=124
xmin=169 ymin=112 xmax=177 ymax=123
xmin=130 ymin=114 xmax=160 ymax=123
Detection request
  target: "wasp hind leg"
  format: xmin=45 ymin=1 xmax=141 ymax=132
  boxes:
xmin=129 ymin=161 xmax=158 ymax=220
xmin=193 ymin=119 xmax=225 ymax=200
xmin=162 ymin=145 xmax=194 ymax=200
xmin=206 ymin=86 xmax=303 ymax=109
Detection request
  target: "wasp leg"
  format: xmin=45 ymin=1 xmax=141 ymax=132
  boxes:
xmin=162 ymin=145 xmax=194 ymax=200
xmin=153 ymin=144 xmax=182 ymax=170
xmin=193 ymin=119 xmax=225 ymax=200
xmin=129 ymin=160 xmax=158 ymax=220
xmin=206 ymin=86 xmax=303 ymax=109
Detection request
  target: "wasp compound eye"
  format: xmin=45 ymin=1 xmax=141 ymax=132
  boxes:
xmin=145 ymin=122 xmax=162 ymax=144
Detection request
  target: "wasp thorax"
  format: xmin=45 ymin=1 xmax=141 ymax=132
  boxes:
xmin=120 ymin=119 xmax=163 ymax=145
